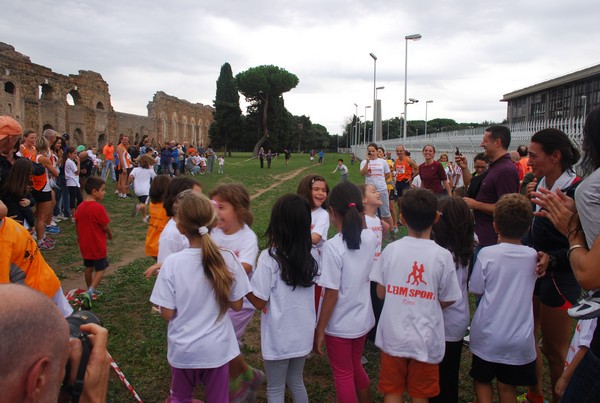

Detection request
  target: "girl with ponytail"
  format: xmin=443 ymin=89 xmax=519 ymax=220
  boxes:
xmin=150 ymin=190 xmax=250 ymax=403
xmin=314 ymin=181 xmax=378 ymax=403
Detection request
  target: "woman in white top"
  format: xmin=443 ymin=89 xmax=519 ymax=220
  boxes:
xmin=247 ymin=194 xmax=318 ymax=403
xmin=360 ymin=143 xmax=393 ymax=230
xmin=315 ymin=181 xmax=377 ymax=403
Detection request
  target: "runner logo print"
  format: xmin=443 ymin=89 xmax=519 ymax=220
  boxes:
xmin=407 ymin=261 xmax=427 ymax=286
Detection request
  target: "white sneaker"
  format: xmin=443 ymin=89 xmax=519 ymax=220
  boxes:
xmin=568 ymin=290 xmax=600 ymax=319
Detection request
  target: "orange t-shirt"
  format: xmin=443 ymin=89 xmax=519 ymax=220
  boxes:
xmin=519 ymin=157 xmax=532 ymax=174
xmin=0 ymin=217 xmax=60 ymax=298
xmin=103 ymin=144 xmax=115 ymax=161
xmin=395 ymin=158 xmax=414 ymax=182
xmin=145 ymin=202 xmax=169 ymax=257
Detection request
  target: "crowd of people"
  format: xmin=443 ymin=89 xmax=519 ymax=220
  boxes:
xmin=1 ymin=108 xmax=600 ymax=403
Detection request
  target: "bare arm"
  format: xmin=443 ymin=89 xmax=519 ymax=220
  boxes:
xmin=556 ymin=346 xmax=589 ymax=398
xmin=230 ymin=298 xmax=243 ymax=311
xmin=455 ymin=155 xmax=471 ymax=187
xmin=376 ymin=283 xmax=386 ymax=300
xmin=463 ymin=198 xmax=496 ymax=215
xmin=443 ymin=180 xmax=453 ymax=196
xmin=245 ymin=292 xmax=267 ymax=310
xmin=160 ymin=307 xmax=176 ymax=321
xmin=408 ymin=158 xmax=419 ymax=177
xmin=440 ymin=300 xmax=455 ymax=309
xmin=314 ymin=288 xmax=338 ymax=355
xmin=360 ymin=156 xmax=370 ymax=177
xmin=102 ymin=224 xmax=113 ymax=240
xmin=39 ymin=155 xmax=59 ymax=177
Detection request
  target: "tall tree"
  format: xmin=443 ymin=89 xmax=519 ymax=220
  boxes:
xmin=209 ymin=63 xmax=243 ymax=154
xmin=235 ymin=65 xmax=299 ymax=155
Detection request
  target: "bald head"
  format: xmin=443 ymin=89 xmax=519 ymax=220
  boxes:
xmin=510 ymin=150 xmax=521 ymax=163
xmin=0 ymin=284 xmax=70 ymax=402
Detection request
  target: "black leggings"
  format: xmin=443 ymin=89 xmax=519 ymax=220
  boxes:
xmin=68 ymin=186 xmax=83 ymax=210
xmin=430 ymin=340 xmax=463 ymax=403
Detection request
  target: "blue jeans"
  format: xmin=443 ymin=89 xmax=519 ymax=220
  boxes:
xmin=101 ymin=159 xmax=116 ymax=182
xmin=561 ymin=349 xmax=600 ymax=402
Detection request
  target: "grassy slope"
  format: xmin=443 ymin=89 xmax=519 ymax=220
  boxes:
xmin=41 ymin=152 xmax=552 ymax=402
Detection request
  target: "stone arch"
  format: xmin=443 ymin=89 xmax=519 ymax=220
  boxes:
xmin=4 ymin=81 xmax=15 ymax=94
xmin=73 ymin=128 xmax=83 ymax=146
xmin=98 ymin=133 xmax=107 ymax=150
xmin=67 ymin=89 xmax=82 ymax=106
xmin=7 ymin=103 xmax=12 ymax=114
xmin=43 ymin=123 xmax=54 ymax=131
xmin=39 ymin=83 xmax=54 ymax=100
xmin=160 ymin=111 xmax=168 ymax=143
xmin=171 ymin=112 xmax=178 ymax=142
xmin=182 ymin=115 xmax=188 ymax=142
xmin=190 ymin=117 xmax=197 ymax=146
xmin=96 ymin=101 xmax=105 ymax=110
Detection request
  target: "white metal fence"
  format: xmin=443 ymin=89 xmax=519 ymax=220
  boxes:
xmin=350 ymin=117 xmax=585 ymax=169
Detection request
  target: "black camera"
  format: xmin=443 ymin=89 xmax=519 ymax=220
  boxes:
xmin=62 ymin=310 xmax=103 ymax=402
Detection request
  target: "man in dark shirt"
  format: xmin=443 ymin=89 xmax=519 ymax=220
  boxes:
xmin=463 ymin=125 xmax=519 ymax=247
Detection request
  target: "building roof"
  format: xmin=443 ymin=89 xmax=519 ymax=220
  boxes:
xmin=502 ymin=63 xmax=600 ymax=101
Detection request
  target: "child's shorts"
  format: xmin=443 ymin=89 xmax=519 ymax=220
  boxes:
xmin=470 ymin=354 xmax=537 ymax=386
xmin=83 ymin=257 xmax=109 ymax=271
xmin=379 ymin=351 xmax=440 ymax=398
xmin=137 ymin=195 xmax=148 ymax=204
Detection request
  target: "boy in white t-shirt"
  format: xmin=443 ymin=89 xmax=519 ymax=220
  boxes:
xmin=468 ymin=193 xmax=540 ymax=403
xmin=370 ymin=188 xmax=462 ymax=402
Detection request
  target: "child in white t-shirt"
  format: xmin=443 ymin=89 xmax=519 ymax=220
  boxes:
xmin=297 ymin=174 xmax=330 ymax=312
xmin=218 ymin=155 xmax=225 ymax=173
xmin=430 ymin=197 xmax=475 ymax=403
xmin=209 ymin=184 xmax=264 ymax=401
xmin=359 ymin=183 xmax=385 ymax=343
xmin=128 ymin=154 xmax=156 ymax=220
xmin=246 ymin=194 xmax=319 ymax=402
xmin=469 ymin=193 xmax=541 ymax=402
xmin=315 ymin=181 xmax=378 ymax=403
xmin=370 ymin=188 xmax=461 ymax=402
xmin=150 ymin=191 xmax=250 ymax=402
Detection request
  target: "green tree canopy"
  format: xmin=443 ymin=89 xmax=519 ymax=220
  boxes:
xmin=209 ymin=63 xmax=243 ymax=154
xmin=235 ymin=65 xmax=299 ymax=155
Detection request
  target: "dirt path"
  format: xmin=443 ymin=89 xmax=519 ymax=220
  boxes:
xmin=60 ymin=166 xmax=311 ymax=291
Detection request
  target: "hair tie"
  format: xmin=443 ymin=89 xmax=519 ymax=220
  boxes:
xmin=348 ymin=202 xmax=356 ymax=208
xmin=198 ymin=226 xmax=209 ymax=236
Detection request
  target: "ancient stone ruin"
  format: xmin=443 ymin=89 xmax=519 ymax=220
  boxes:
xmin=0 ymin=42 xmax=213 ymax=148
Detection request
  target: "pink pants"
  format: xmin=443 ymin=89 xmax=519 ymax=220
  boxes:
xmin=325 ymin=334 xmax=370 ymax=403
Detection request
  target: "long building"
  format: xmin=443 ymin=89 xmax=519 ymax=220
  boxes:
xmin=502 ymin=63 xmax=600 ymax=123
xmin=0 ymin=42 xmax=213 ymax=148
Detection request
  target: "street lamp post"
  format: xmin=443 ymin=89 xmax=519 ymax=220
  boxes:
xmin=403 ymin=33 xmax=422 ymax=142
xmin=424 ymin=100 xmax=433 ymax=136
xmin=375 ymin=86 xmax=384 ymax=143
xmin=582 ymin=95 xmax=588 ymax=119
xmin=370 ymin=53 xmax=377 ymax=142
xmin=354 ymin=103 xmax=358 ymax=146
xmin=364 ymin=106 xmax=371 ymax=145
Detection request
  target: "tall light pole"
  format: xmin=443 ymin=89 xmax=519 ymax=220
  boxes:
xmin=364 ymin=105 xmax=371 ymax=144
xmin=424 ymin=100 xmax=433 ymax=136
xmin=354 ymin=103 xmax=358 ymax=146
xmin=403 ymin=33 xmax=422 ymax=141
xmin=375 ymin=86 xmax=384 ymax=143
xmin=582 ymin=95 xmax=587 ymax=119
xmin=369 ymin=53 xmax=377 ymax=142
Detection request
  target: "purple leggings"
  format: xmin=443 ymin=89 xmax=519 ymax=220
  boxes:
xmin=168 ymin=363 xmax=228 ymax=403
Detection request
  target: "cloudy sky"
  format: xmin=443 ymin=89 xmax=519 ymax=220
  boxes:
xmin=3 ymin=0 xmax=599 ymax=135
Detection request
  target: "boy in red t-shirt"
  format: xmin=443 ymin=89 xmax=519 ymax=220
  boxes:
xmin=74 ymin=177 xmax=112 ymax=309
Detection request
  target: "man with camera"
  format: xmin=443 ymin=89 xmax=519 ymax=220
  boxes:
xmin=0 ymin=284 xmax=110 ymax=403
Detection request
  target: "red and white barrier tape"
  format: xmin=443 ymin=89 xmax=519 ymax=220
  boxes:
xmin=109 ymin=353 xmax=143 ymax=402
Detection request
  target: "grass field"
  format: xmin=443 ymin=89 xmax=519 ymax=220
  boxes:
xmin=41 ymin=152 xmax=553 ymax=402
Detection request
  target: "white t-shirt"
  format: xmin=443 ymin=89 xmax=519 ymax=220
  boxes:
xmin=566 ymin=319 xmax=597 ymax=367
xmin=442 ymin=263 xmax=470 ymax=342
xmin=360 ymin=158 xmax=390 ymax=192
xmin=210 ymin=225 xmax=259 ymax=270
xmin=129 ymin=167 xmax=156 ymax=197
xmin=370 ymin=237 xmax=462 ymax=363
xmin=150 ymin=248 xmax=250 ymax=368
xmin=251 ymin=249 xmax=316 ymax=360
xmin=211 ymin=225 xmax=259 ymax=312
xmin=311 ymin=208 xmax=330 ymax=272
xmin=318 ymin=230 xmax=377 ymax=338
xmin=157 ymin=218 xmax=189 ymax=263
xmin=469 ymin=243 xmax=538 ymax=365
xmin=365 ymin=214 xmax=383 ymax=261
xmin=65 ymin=158 xmax=80 ymax=187
xmin=411 ymin=175 xmax=422 ymax=188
